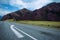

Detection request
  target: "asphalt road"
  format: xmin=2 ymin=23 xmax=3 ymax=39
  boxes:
xmin=0 ymin=21 xmax=60 ymax=40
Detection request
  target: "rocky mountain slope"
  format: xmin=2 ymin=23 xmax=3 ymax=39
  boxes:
xmin=1 ymin=2 xmax=60 ymax=21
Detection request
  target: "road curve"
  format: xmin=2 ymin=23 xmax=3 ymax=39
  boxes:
xmin=0 ymin=21 xmax=60 ymax=40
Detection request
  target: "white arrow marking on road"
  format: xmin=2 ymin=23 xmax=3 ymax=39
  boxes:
xmin=14 ymin=26 xmax=38 ymax=40
xmin=10 ymin=25 xmax=24 ymax=38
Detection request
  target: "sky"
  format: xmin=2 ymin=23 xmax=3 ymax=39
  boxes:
xmin=0 ymin=0 xmax=60 ymax=16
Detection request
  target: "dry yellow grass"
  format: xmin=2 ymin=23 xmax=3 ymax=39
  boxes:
xmin=7 ymin=19 xmax=60 ymax=28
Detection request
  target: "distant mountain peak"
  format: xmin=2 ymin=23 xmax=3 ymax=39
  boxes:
xmin=19 ymin=8 xmax=32 ymax=13
xmin=21 ymin=8 xmax=28 ymax=10
xmin=20 ymin=8 xmax=31 ymax=11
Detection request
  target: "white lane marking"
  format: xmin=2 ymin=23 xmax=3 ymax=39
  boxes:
xmin=14 ymin=26 xmax=38 ymax=40
xmin=10 ymin=25 xmax=24 ymax=38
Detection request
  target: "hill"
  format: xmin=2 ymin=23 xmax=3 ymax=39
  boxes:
xmin=1 ymin=2 xmax=60 ymax=21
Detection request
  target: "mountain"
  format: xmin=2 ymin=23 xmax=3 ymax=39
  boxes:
xmin=1 ymin=8 xmax=33 ymax=21
xmin=33 ymin=2 xmax=60 ymax=21
xmin=1 ymin=2 xmax=60 ymax=21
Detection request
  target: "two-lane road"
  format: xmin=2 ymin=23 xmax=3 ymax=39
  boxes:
xmin=0 ymin=21 xmax=60 ymax=40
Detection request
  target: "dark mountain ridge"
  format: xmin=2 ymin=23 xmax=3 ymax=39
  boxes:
xmin=1 ymin=2 xmax=60 ymax=21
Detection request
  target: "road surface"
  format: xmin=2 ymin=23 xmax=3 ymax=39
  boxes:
xmin=0 ymin=21 xmax=60 ymax=40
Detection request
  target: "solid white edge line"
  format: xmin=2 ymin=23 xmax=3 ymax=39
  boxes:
xmin=14 ymin=26 xmax=38 ymax=40
xmin=10 ymin=25 xmax=24 ymax=38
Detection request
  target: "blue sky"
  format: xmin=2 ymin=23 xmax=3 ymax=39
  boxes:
xmin=0 ymin=0 xmax=60 ymax=16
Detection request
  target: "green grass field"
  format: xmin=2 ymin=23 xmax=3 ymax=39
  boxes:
xmin=7 ymin=19 xmax=60 ymax=28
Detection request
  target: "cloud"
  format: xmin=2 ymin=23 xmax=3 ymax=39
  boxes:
xmin=10 ymin=0 xmax=27 ymax=8
xmin=0 ymin=0 xmax=9 ymax=4
xmin=0 ymin=3 xmax=20 ymax=16
xmin=9 ymin=0 xmax=53 ymax=10
xmin=27 ymin=0 xmax=53 ymax=10
xmin=0 ymin=8 xmax=11 ymax=16
xmin=0 ymin=0 xmax=60 ymax=10
xmin=0 ymin=0 xmax=55 ymax=16
xmin=22 ymin=0 xmax=36 ymax=3
xmin=0 ymin=0 xmax=54 ymax=10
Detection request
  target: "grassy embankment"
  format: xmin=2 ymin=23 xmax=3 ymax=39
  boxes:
xmin=7 ymin=19 xmax=60 ymax=28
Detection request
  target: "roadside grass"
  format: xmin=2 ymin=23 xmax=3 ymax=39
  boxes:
xmin=7 ymin=19 xmax=60 ymax=28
